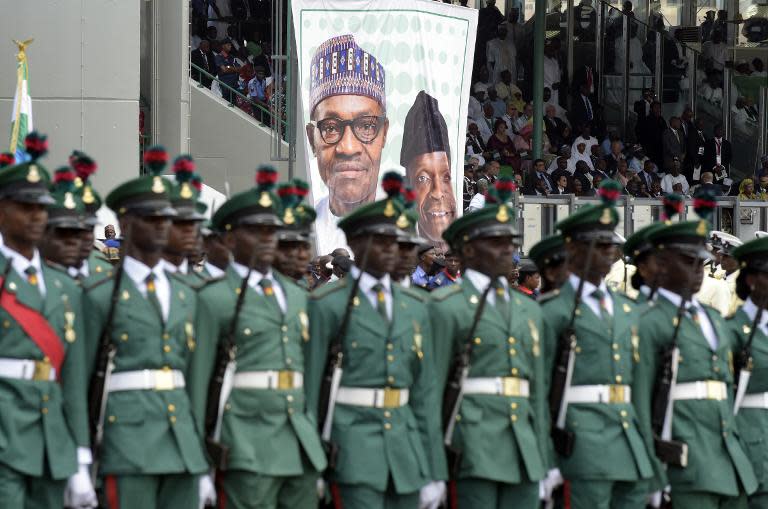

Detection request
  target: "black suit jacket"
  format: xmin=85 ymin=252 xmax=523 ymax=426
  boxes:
xmin=191 ymin=49 xmax=214 ymax=87
xmin=544 ymin=116 xmax=567 ymax=148
xmin=686 ymin=129 xmax=706 ymax=167
xmin=701 ymin=138 xmax=733 ymax=172
xmin=569 ymin=94 xmax=595 ymax=130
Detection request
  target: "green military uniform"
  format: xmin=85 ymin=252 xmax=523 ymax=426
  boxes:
xmin=543 ymin=183 xmax=654 ymax=509
xmin=431 ymin=194 xmax=548 ymax=509
xmin=275 ymin=179 xmax=316 ymax=285
xmin=0 ymin=136 xmax=93 ymax=507
xmin=634 ymin=220 xmax=757 ymax=508
xmin=528 ymin=234 xmax=567 ymax=295
xmin=189 ymin=171 xmax=326 ymax=509
xmin=729 ymin=237 xmax=768 ymax=509
xmin=83 ymin=146 xmax=208 ymax=509
xmin=304 ymin=181 xmax=444 ymax=508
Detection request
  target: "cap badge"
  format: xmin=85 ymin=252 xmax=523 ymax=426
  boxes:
xmin=696 ymin=220 xmax=707 ymax=236
xmin=82 ymin=185 xmax=95 ymax=204
xmin=152 ymin=176 xmax=165 ymax=194
xmin=284 ymin=207 xmax=295 ymax=225
xmin=74 ymin=177 xmax=83 ymax=188
xmin=396 ymin=214 xmax=409 ymax=229
xmin=258 ymin=191 xmax=272 ymax=207
xmin=26 ymin=164 xmax=40 ymax=183
xmin=599 ymin=208 xmax=612 ymax=225
xmin=496 ymin=204 xmax=509 ymax=223
xmin=383 ymin=200 xmax=395 ymax=217
xmin=63 ymin=192 xmax=76 ymax=210
xmin=180 ymin=183 xmax=193 ymax=199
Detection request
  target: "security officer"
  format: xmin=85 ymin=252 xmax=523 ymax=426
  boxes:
xmin=68 ymin=150 xmax=112 ymax=279
xmin=542 ymin=180 xmax=655 ymax=509
xmin=274 ymin=179 xmax=315 ymax=287
xmin=729 ymin=236 xmax=768 ymax=509
xmin=161 ymin=154 xmax=207 ymax=283
xmin=528 ymin=234 xmax=568 ymax=295
xmin=0 ymin=133 xmax=96 ymax=508
xmin=634 ymin=218 xmax=757 ymax=508
xmin=430 ymin=178 xmax=548 ymax=508
xmin=83 ymin=145 xmax=208 ymax=508
xmin=40 ymin=167 xmax=91 ymax=271
xmin=189 ymin=168 xmax=327 ymax=509
xmin=426 ymin=249 xmax=461 ymax=290
xmin=304 ymin=172 xmax=445 ymax=509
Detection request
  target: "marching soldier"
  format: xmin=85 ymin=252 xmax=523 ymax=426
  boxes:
xmin=199 ymin=222 xmax=229 ymax=279
xmin=528 ymin=234 xmax=568 ymax=295
xmin=189 ymin=168 xmax=327 ymax=508
xmin=83 ymin=147 xmax=209 ymax=508
xmin=430 ymin=177 xmax=549 ymax=508
xmin=40 ymin=167 xmax=91 ymax=271
xmin=542 ymin=180 xmax=655 ymax=508
xmin=634 ymin=213 xmax=757 ymax=508
xmin=729 ymin=236 xmax=768 ymax=509
xmin=390 ymin=187 xmax=425 ymax=289
xmin=304 ymin=172 xmax=445 ymax=509
xmin=274 ymin=179 xmax=315 ymax=287
xmin=0 ymin=133 xmax=96 ymax=507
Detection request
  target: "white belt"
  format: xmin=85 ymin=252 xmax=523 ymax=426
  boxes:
xmin=336 ymin=387 xmax=410 ymax=408
xmin=567 ymin=384 xmax=632 ymax=404
xmin=737 ymin=392 xmax=768 ymax=409
xmin=463 ymin=377 xmax=530 ymax=397
xmin=232 ymin=370 xmax=303 ymax=390
xmin=107 ymin=369 xmax=185 ymax=392
xmin=672 ymin=380 xmax=727 ymax=401
xmin=0 ymin=358 xmax=57 ymax=381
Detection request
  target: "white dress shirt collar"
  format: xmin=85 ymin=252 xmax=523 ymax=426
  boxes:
xmin=204 ymin=262 xmax=225 ymax=279
xmin=568 ymin=273 xmax=613 ymax=317
xmin=350 ymin=265 xmax=393 ymax=321
xmin=743 ymin=298 xmax=768 ymax=335
xmin=231 ymin=261 xmax=287 ymax=313
xmin=163 ymin=258 xmax=189 ymax=274
xmin=657 ymin=287 xmax=719 ymax=349
xmin=464 ymin=268 xmax=509 ymax=305
xmin=122 ymin=255 xmax=171 ymax=321
xmin=0 ymin=244 xmax=46 ymax=297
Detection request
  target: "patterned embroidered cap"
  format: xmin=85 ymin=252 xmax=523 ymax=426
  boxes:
xmin=309 ymin=34 xmax=386 ymax=115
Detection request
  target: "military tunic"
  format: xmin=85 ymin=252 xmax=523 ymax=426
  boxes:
xmin=0 ymin=254 xmax=89 ymax=507
xmin=189 ymin=266 xmax=326 ymax=508
xmin=730 ymin=299 xmax=768 ymax=508
xmin=634 ymin=291 xmax=757 ymax=506
xmin=542 ymin=277 xmax=654 ymax=508
xmin=304 ymin=275 xmax=444 ymax=507
xmin=429 ymin=274 xmax=548 ymax=508
xmin=83 ymin=260 xmax=208 ymax=509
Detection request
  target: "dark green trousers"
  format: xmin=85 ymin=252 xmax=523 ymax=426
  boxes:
xmin=565 ymin=479 xmax=649 ymax=509
xmin=672 ymin=491 xmax=747 ymax=509
xmin=100 ymin=472 xmax=197 ymax=509
xmin=333 ymin=482 xmax=419 ymax=509
xmin=748 ymin=493 xmax=768 ymax=509
xmin=456 ymin=478 xmax=538 ymax=509
xmin=219 ymin=468 xmax=318 ymax=509
xmin=0 ymin=463 xmax=66 ymax=509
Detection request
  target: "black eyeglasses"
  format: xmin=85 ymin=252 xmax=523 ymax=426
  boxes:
xmin=310 ymin=115 xmax=386 ymax=145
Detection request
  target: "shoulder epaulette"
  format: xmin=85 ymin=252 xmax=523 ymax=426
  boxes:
xmin=43 ymin=260 xmax=69 ymax=274
xmin=399 ymin=284 xmax=427 ymax=302
xmin=430 ymin=284 xmax=462 ymax=302
xmin=83 ymin=272 xmax=116 ymax=292
xmin=169 ymin=272 xmax=202 ymax=290
xmin=309 ymin=278 xmax=347 ymax=300
xmin=538 ymin=288 xmax=561 ymax=303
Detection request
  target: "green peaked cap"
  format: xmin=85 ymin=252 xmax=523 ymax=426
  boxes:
xmin=212 ymin=165 xmax=283 ymax=232
xmin=623 ymin=194 xmax=684 ymax=261
xmin=69 ymin=150 xmax=102 ymax=223
xmin=529 ymin=234 xmax=565 ymax=270
xmin=395 ymin=186 xmax=425 ymax=245
xmin=277 ymin=179 xmax=316 ymax=242
xmin=731 ymin=236 xmax=768 ymax=273
xmin=106 ymin=145 xmax=176 ymax=217
xmin=557 ymin=179 xmax=621 ymax=244
xmin=337 ymin=171 xmax=406 ymax=238
xmin=442 ymin=176 xmax=519 ymax=249
xmin=47 ymin=166 xmax=89 ymax=230
xmin=169 ymin=155 xmax=205 ymax=221
xmin=0 ymin=132 xmax=55 ymax=205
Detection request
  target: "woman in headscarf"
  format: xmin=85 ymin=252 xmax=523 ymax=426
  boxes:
xmin=568 ymin=140 xmax=595 ymax=172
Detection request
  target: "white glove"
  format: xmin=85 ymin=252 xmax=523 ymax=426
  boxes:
xmin=539 ymin=468 xmax=563 ymax=502
xmin=198 ymin=474 xmax=217 ymax=509
xmin=64 ymin=464 xmax=98 ymax=509
xmin=419 ymin=481 xmax=446 ymax=509
xmin=649 ymin=491 xmax=662 ymax=508
xmin=317 ymin=478 xmax=326 ymax=499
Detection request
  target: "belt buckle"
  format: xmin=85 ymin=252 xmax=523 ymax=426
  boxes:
xmin=33 ymin=360 xmax=52 ymax=381
xmin=706 ymin=380 xmax=723 ymax=400
xmin=154 ymin=370 xmax=175 ymax=391
xmin=503 ymin=377 xmax=521 ymax=397
xmin=609 ymin=385 xmax=626 ymax=403
xmin=278 ymin=371 xmax=294 ymax=390
xmin=382 ymin=387 xmax=401 ymax=408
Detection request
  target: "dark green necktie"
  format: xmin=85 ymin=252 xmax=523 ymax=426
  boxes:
xmin=259 ymin=278 xmax=282 ymax=315
xmin=371 ymin=283 xmax=389 ymax=322
xmin=591 ymin=288 xmax=612 ymax=321
xmin=145 ymin=273 xmax=164 ymax=322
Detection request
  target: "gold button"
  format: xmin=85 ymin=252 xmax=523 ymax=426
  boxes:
xmin=722 ymin=431 xmax=728 ymax=437
xmin=170 ymin=416 xmax=177 ymax=424
xmin=615 ymin=375 xmax=623 ymax=383
xmin=163 ymin=345 xmax=171 ymax=353
xmin=162 ymin=333 xmax=170 ymax=340
xmin=168 ymin=404 xmax=176 ymax=412
xmin=474 ymin=337 xmax=482 ymax=345
xmin=612 ymin=343 xmax=619 ymax=350
xmin=42 ymin=395 xmax=49 ymax=402
xmin=225 ymin=404 xmax=232 ymax=411
xmin=511 ymin=403 xmax=518 ymax=409
xmin=281 ymin=325 xmax=288 ymax=332
xmin=163 ymin=365 xmax=171 ymax=371
xmin=613 ymin=354 xmax=621 ymax=361
xmin=575 ymin=346 xmax=582 ymax=353
xmin=43 ymin=356 xmax=50 ymax=363
xmin=121 ymin=333 xmax=129 ymax=341
xmin=108 ymin=415 xmax=116 ymax=423
xmin=508 ymin=336 xmax=516 ymax=344
xmin=2 ymin=320 xmax=10 ymax=328
xmin=713 ymin=366 xmax=720 ymax=372
xmin=41 ymin=408 xmax=48 ymax=414
xmin=387 ymin=343 xmax=394 ymax=351
xmin=511 ymin=415 xmax=518 ymax=422
xmin=622 ymin=421 xmax=629 ymax=429
xmin=244 ymin=328 xmax=252 ymax=336
xmin=288 ymin=408 xmax=294 ymax=414
xmin=511 ymin=368 xmax=519 ymax=375
xmin=282 ymin=336 xmax=289 ymax=343
xmin=509 ymin=348 xmax=517 ymax=356
xmin=620 ymin=410 xmax=627 ymax=417
xmin=387 ymin=376 xmax=395 ymax=384
xmin=286 ymin=358 xmax=293 ymax=365
xmin=455 ymin=415 xmax=462 ymax=422
xmin=384 ymin=411 xmax=391 ymax=418
xmin=287 ymin=395 xmax=294 ymax=402
xmin=351 ymin=341 xmax=358 ymax=348
xmin=712 ymin=355 xmax=718 ymax=361
xmin=387 ymin=355 xmax=394 ymax=362
xmin=8 ymin=282 xmax=16 ymax=291
xmin=384 ymin=423 xmax=392 ymax=430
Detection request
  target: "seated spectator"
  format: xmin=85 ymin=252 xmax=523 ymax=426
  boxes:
xmin=468 ymin=83 xmax=487 ymax=120
xmin=561 ymin=125 xmax=574 ymax=146
xmin=495 ymin=70 xmax=522 ymax=102
xmin=543 ymin=87 xmax=569 ymax=125
xmin=544 ymin=105 xmax=567 ymax=149
xmin=486 ymin=118 xmax=522 ymax=171
xmin=501 ymin=103 xmax=521 ymax=137
xmin=661 ymin=157 xmax=689 ymax=194
xmin=690 ymin=171 xmax=723 ymax=197
xmin=487 ymin=87 xmax=507 ymax=118
xmin=466 ymin=122 xmax=489 ymax=158
xmin=591 ymin=158 xmax=612 ymax=182
xmin=601 ymin=131 xmax=623 ymax=156
xmin=467 ymin=178 xmax=489 ymax=212
xmin=572 ymin=124 xmax=598 ymax=155
xmin=547 ymin=145 xmax=572 ymax=173
xmin=474 ymin=102 xmax=496 ymax=142
xmin=738 ymin=178 xmax=760 ymax=200
xmin=753 ymin=58 xmax=767 ymax=77
xmin=636 ymin=159 xmax=658 ymax=191
xmin=625 ymin=176 xmax=642 ymax=197
xmin=570 ymin=175 xmax=593 ymax=196
xmin=628 ymin=144 xmax=649 ymax=173
xmin=604 ymin=140 xmax=625 ymax=175
xmin=525 ymin=159 xmax=554 ymax=195
xmin=757 ymin=173 xmax=768 ymax=198
xmin=514 ymin=103 xmax=533 ymax=133
xmin=672 ymin=182 xmax=691 ymax=198
xmin=614 ymin=159 xmax=633 ymax=187
xmin=573 ymin=160 xmax=594 ymax=193
xmin=552 ymin=173 xmax=570 ymax=194
xmin=570 ymin=140 xmax=594 ymax=171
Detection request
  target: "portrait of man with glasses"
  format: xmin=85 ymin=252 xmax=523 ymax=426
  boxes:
xmin=305 ymin=34 xmax=388 ymax=254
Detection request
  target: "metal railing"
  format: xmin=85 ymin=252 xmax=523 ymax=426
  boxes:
xmin=514 ymin=194 xmax=768 ymax=254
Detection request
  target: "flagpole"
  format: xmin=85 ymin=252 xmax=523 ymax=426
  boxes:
xmin=9 ymin=38 xmax=33 ymax=155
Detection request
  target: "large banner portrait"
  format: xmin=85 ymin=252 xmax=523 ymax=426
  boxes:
xmin=292 ymin=0 xmax=478 ymax=254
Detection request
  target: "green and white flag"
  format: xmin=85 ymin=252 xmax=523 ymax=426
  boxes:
xmin=10 ymin=39 xmax=34 ymax=161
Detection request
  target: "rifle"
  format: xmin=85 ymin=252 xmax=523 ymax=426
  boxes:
xmin=87 ymin=225 xmax=129 ymax=482
xmin=317 ymin=237 xmax=373 ymax=469
xmin=442 ymin=281 xmax=493 ymax=476
xmin=203 ymin=251 xmax=253 ymax=470
xmin=650 ymin=291 xmax=689 ymax=468
xmin=548 ymin=237 xmax=596 ymax=457
xmin=733 ymin=305 xmax=765 ymax=415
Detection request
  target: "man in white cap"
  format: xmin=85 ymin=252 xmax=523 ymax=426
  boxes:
xmin=468 ymin=83 xmax=488 ymax=120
